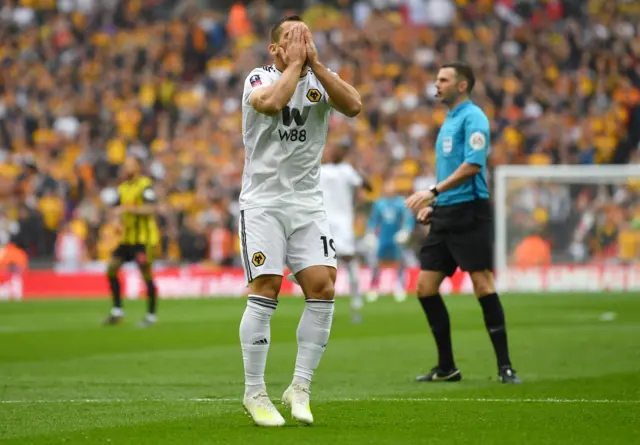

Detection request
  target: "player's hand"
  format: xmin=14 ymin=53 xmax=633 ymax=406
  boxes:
xmin=276 ymin=46 xmax=290 ymax=65
xmin=363 ymin=232 xmax=377 ymax=251
xmin=286 ymin=24 xmax=307 ymax=66
xmin=394 ymin=230 xmax=410 ymax=245
xmin=303 ymin=28 xmax=319 ymax=68
xmin=416 ymin=206 xmax=433 ymax=225
xmin=405 ymin=190 xmax=435 ymax=213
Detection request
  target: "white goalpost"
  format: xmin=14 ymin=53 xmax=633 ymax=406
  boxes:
xmin=493 ymin=165 xmax=640 ymax=292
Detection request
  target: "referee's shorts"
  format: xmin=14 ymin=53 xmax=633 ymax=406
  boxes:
xmin=419 ymin=199 xmax=493 ymax=277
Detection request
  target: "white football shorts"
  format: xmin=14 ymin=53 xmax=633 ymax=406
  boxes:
xmin=239 ymin=206 xmax=337 ymax=284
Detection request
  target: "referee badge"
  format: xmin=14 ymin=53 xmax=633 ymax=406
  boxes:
xmin=443 ymin=136 xmax=453 ymax=154
xmin=469 ymin=132 xmax=486 ymax=151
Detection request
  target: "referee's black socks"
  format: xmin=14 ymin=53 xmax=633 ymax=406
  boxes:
xmin=478 ymin=293 xmax=512 ymax=368
xmin=418 ymin=294 xmax=455 ymax=371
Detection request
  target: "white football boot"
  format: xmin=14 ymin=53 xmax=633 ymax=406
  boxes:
xmin=366 ymin=290 xmax=379 ymax=302
xmin=393 ymin=285 xmax=407 ymax=302
xmin=243 ymin=390 xmax=286 ymax=427
xmin=137 ymin=313 xmax=157 ymax=328
xmin=282 ymin=383 xmax=314 ymax=425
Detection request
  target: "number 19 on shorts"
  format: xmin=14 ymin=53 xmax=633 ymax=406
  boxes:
xmin=321 ymin=236 xmax=336 ymax=258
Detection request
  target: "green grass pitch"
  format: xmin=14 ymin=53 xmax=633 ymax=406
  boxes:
xmin=1 ymin=293 xmax=639 ymax=444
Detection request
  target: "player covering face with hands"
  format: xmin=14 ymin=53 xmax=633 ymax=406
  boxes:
xmin=238 ymin=16 xmax=361 ymax=427
xmin=275 ymin=23 xmax=313 ymax=68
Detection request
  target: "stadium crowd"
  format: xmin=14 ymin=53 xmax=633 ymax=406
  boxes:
xmin=1 ymin=0 xmax=640 ymax=270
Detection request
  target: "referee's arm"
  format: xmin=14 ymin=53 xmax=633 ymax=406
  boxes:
xmin=406 ymin=113 xmax=489 ymax=212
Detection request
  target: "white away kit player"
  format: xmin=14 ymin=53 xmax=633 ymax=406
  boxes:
xmin=318 ymin=141 xmax=371 ymax=323
xmin=238 ymin=16 xmax=361 ymax=427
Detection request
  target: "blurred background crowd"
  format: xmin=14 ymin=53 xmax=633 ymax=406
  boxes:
xmin=1 ymin=0 xmax=639 ymax=271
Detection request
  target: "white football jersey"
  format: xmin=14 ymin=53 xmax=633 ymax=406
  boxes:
xmin=320 ymin=162 xmax=363 ymax=229
xmin=240 ymin=64 xmax=333 ymax=211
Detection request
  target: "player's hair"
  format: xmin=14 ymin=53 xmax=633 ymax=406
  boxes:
xmin=270 ymin=15 xmax=304 ymax=43
xmin=441 ymin=62 xmax=476 ymax=93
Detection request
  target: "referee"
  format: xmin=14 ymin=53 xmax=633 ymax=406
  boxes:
xmin=405 ymin=62 xmax=520 ymax=384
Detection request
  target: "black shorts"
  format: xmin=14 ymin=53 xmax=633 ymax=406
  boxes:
xmin=419 ymin=200 xmax=493 ymax=277
xmin=112 ymin=244 xmax=155 ymax=266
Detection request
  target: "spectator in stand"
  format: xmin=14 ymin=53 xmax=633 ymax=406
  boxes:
xmin=55 ymin=220 xmax=87 ymax=270
xmin=0 ymin=241 xmax=28 ymax=273
xmin=513 ymin=230 xmax=552 ymax=268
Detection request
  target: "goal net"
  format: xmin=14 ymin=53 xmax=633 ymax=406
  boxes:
xmin=494 ymin=165 xmax=640 ymax=292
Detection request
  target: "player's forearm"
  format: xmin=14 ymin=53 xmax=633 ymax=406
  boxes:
xmin=436 ymin=163 xmax=481 ymax=193
xmin=311 ymin=62 xmax=361 ymax=117
xmin=257 ymin=62 xmax=305 ymax=114
xmin=353 ymin=167 xmax=372 ymax=191
xmin=360 ymin=176 xmax=373 ymax=192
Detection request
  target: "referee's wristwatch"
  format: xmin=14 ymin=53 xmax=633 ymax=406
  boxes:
xmin=429 ymin=185 xmax=440 ymax=197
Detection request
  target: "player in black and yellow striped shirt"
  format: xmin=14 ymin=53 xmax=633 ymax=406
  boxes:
xmin=104 ymin=156 xmax=160 ymax=327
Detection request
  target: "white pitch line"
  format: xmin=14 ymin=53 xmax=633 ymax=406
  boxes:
xmin=1 ymin=397 xmax=639 ymax=405
xmin=342 ymin=397 xmax=640 ymax=404
xmin=0 ymin=398 xmax=239 ymax=404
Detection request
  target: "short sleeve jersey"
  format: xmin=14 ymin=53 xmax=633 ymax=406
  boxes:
xmin=434 ymin=100 xmax=491 ymax=206
xmin=116 ymin=176 xmax=159 ymax=246
xmin=240 ymin=64 xmax=334 ymax=211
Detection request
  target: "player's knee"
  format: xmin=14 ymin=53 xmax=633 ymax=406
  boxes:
xmin=416 ymin=271 xmax=444 ymax=297
xmin=248 ymin=275 xmax=282 ymax=300
xmin=470 ymin=270 xmax=495 ymax=297
xmin=140 ymin=267 xmax=153 ymax=282
xmin=306 ymin=279 xmax=335 ymax=300
xmin=296 ymin=266 xmax=336 ymax=300
xmin=416 ymin=280 xmax=439 ymax=297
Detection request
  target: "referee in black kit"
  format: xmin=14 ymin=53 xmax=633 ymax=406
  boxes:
xmin=405 ymin=62 xmax=520 ymax=384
